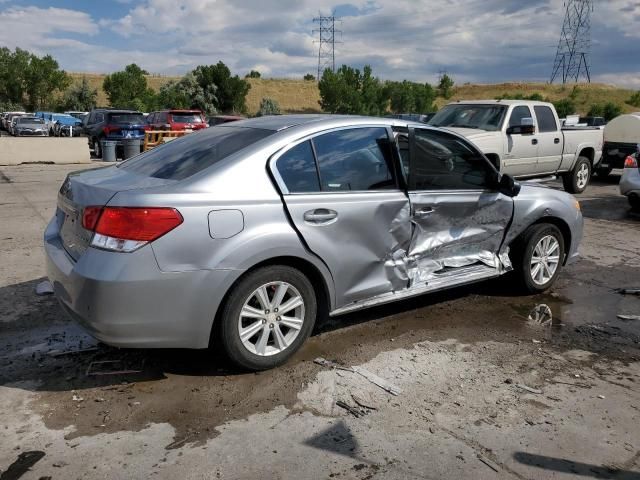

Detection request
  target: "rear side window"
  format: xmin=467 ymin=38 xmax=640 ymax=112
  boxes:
xmin=119 ymin=126 xmax=274 ymax=180
xmin=312 ymin=127 xmax=396 ymax=191
xmin=276 ymin=141 xmax=320 ymax=193
xmin=534 ymin=106 xmax=558 ymax=133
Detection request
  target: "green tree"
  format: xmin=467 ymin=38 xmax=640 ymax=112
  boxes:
xmin=628 ymin=91 xmax=640 ymax=108
xmin=553 ymin=98 xmax=576 ymax=118
xmin=25 ymin=54 xmax=71 ymax=110
xmin=103 ymin=64 xmax=155 ymax=110
xmin=602 ymin=102 xmax=622 ymax=121
xmin=318 ymin=65 xmax=386 ymax=115
xmin=303 ymin=73 xmax=315 ymax=81
xmin=0 ymin=48 xmax=30 ymax=106
xmin=192 ymin=62 xmax=250 ymax=113
xmin=62 ymin=76 xmax=97 ymax=111
xmin=587 ymin=104 xmax=604 ymax=117
xmin=157 ymin=72 xmax=218 ymax=115
xmin=387 ymin=81 xmax=416 ymax=113
xmin=437 ymin=73 xmax=455 ymax=99
xmin=256 ymin=97 xmax=281 ymax=116
xmin=245 ymin=70 xmax=261 ymax=79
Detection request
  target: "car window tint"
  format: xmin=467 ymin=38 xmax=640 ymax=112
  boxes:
xmin=276 ymin=141 xmax=320 ymax=193
xmin=409 ymin=129 xmax=494 ymax=190
xmin=534 ymin=106 xmax=558 ymax=133
xmin=312 ymin=127 xmax=396 ymax=191
xmin=110 ymin=113 xmax=145 ymax=124
xmin=119 ymin=126 xmax=274 ymax=180
xmin=508 ymin=106 xmax=533 ymax=127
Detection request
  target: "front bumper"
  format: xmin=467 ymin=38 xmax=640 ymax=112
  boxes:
xmin=44 ymin=216 xmax=242 ymax=349
xmin=16 ymin=130 xmax=47 ymax=136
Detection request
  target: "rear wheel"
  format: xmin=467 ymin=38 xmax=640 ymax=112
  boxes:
xmin=512 ymin=224 xmax=565 ymax=294
xmin=220 ymin=266 xmax=317 ymax=371
xmin=562 ymin=156 xmax=591 ymax=194
xmin=93 ymin=137 xmax=102 ymax=158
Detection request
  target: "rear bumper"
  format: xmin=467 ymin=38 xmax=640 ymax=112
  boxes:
xmin=44 ymin=216 xmax=243 ymax=349
xmin=620 ymin=168 xmax=640 ymax=197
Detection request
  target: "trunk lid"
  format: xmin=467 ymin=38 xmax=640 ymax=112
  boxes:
xmin=57 ymin=166 xmax=174 ymax=260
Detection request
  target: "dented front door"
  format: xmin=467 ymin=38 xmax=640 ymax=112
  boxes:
xmin=406 ymin=127 xmax=514 ymax=284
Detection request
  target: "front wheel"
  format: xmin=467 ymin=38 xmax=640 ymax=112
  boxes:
xmin=93 ymin=137 xmax=102 ymax=158
xmin=220 ymin=266 xmax=317 ymax=371
xmin=512 ymin=224 xmax=565 ymax=294
xmin=562 ymin=156 xmax=591 ymax=194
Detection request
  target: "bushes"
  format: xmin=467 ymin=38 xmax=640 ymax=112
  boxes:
xmin=628 ymin=91 xmax=640 ymax=108
xmin=318 ymin=65 xmax=387 ymax=115
xmin=386 ymin=80 xmax=436 ymax=114
xmin=256 ymin=97 xmax=281 ymax=116
xmin=553 ymin=99 xmax=576 ymax=118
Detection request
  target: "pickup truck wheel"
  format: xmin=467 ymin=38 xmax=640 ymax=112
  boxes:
xmin=220 ymin=266 xmax=317 ymax=371
xmin=512 ymin=223 xmax=565 ymax=294
xmin=562 ymin=156 xmax=591 ymax=194
xmin=93 ymin=138 xmax=102 ymax=158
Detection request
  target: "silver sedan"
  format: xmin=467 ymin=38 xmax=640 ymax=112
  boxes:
xmin=45 ymin=115 xmax=583 ymax=370
xmin=620 ymin=152 xmax=640 ymax=211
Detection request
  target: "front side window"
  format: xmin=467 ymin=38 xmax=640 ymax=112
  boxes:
xmin=276 ymin=140 xmax=320 ymax=193
xmin=312 ymin=127 xmax=396 ymax=191
xmin=409 ymin=129 xmax=495 ymax=190
xmin=508 ymin=106 xmax=533 ymax=127
xmin=534 ymin=106 xmax=558 ymax=133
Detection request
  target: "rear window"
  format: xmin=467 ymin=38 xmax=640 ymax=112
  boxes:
xmin=119 ymin=126 xmax=274 ymax=180
xmin=19 ymin=117 xmax=43 ymax=124
xmin=171 ymin=113 xmax=204 ymax=123
xmin=109 ymin=113 xmax=145 ymax=124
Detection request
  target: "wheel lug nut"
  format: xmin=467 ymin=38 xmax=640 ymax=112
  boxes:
xmin=269 ymin=324 xmax=274 ymax=329
xmin=274 ymin=308 xmax=278 ymax=313
xmin=265 ymin=310 xmax=270 ymax=314
xmin=277 ymin=317 xmax=281 ymax=321
xmin=262 ymin=319 xmax=266 ymax=324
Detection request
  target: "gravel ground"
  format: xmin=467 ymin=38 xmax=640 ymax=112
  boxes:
xmin=0 ymin=164 xmax=638 ymax=479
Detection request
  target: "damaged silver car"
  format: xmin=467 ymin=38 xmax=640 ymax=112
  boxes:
xmin=45 ymin=115 xmax=583 ymax=370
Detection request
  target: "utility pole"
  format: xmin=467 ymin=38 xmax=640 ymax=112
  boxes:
xmin=550 ymin=0 xmax=594 ymax=84
xmin=313 ymin=14 xmax=342 ymax=81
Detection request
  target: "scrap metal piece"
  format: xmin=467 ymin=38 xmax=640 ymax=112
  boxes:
xmin=86 ymin=359 xmax=145 ymax=376
xmin=35 ymin=280 xmax=54 ymax=296
xmin=477 ymin=454 xmax=500 ymax=472
xmin=335 ymin=400 xmax=363 ymax=418
xmin=48 ymin=347 xmax=98 ymax=357
xmin=515 ymin=384 xmax=543 ymax=394
xmin=314 ymin=357 xmax=402 ymax=396
xmin=617 ymin=314 xmax=640 ymax=321
xmin=615 ymin=288 xmax=640 ymax=296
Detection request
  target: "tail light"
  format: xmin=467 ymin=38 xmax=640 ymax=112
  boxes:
xmin=102 ymin=125 xmax=120 ymax=135
xmin=624 ymin=155 xmax=638 ymax=168
xmin=82 ymin=206 xmax=183 ymax=252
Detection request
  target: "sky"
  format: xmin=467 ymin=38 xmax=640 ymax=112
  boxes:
xmin=0 ymin=0 xmax=639 ymax=88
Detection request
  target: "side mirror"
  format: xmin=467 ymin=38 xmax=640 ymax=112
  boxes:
xmin=498 ymin=174 xmax=521 ymax=197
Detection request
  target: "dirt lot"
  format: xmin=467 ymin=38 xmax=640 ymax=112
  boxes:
xmin=0 ymin=164 xmax=639 ymax=479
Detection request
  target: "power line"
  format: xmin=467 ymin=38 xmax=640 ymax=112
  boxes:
xmin=550 ymin=0 xmax=594 ymax=84
xmin=313 ymin=14 xmax=342 ymax=81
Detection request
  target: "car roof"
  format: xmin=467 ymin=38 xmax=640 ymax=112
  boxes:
xmin=447 ymin=99 xmax=552 ymax=107
xmin=218 ymin=114 xmax=418 ymax=132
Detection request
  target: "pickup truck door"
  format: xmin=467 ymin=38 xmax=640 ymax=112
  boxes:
xmin=533 ymin=105 xmax=563 ymax=174
xmin=502 ymin=105 xmax=538 ymax=177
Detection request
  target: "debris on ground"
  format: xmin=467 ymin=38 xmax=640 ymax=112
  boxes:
xmin=617 ymin=314 xmax=640 ymax=321
xmin=615 ymin=288 xmax=640 ymax=296
xmin=515 ymin=384 xmax=542 ymax=394
xmin=351 ymin=392 xmax=377 ymax=410
xmin=34 ymin=280 xmax=54 ymax=296
xmin=48 ymin=347 xmax=99 ymax=357
xmin=314 ymin=357 xmax=402 ymax=395
xmin=86 ymin=359 xmax=145 ymax=376
xmin=336 ymin=400 xmax=367 ymax=418
xmin=476 ymin=453 xmax=500 ymax=472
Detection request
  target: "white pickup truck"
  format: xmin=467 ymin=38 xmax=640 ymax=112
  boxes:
xmin=428 ymin=100 xmax=603 ymax=193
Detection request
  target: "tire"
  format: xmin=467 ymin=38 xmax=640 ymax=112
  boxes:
xmin=595 ymin=166 xmax=612 ymax=178
xmin=93 ymin=137 xmax=102 ymax=158
xmin=511 ymin=223 xmax=565 ymax=294
xmin=220 ymin=266 xmax=317 ymax=371
xmin=562 ymin=156 xmax=591 ymax=194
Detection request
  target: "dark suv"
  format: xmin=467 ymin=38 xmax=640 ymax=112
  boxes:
xmin=83 ymin=109 xmax=148 ymax=158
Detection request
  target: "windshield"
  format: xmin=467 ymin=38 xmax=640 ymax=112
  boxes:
xmin=18 ymin=117 xmax=43 ymax=124
xmin=429 ymin=104 xmax=507 ymax=131
xmin=171 ymin=113 xmax=204 ymax=123
xmin=109 ymin=113 xmax=145 ymax=124
xmin=119 ymin=126 xmax=274 ymax=180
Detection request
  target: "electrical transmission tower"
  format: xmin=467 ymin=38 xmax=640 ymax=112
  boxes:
xmin=550 ymin=0 xmax=594 ymax=84
xmin=313 ymin=14 xmax=342 ymax=81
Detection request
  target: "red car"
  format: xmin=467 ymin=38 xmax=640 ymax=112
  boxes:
xmin=146 ymin=109 xmax=207 ymax=131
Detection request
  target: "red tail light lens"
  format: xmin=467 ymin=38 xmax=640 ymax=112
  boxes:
xmin=624 ymin=155 xmax=638 ymax=168
xmin=102 ymin=125 xmax=120 ymax=135
xmin=82 ymin=206 xmax=183 ymax=241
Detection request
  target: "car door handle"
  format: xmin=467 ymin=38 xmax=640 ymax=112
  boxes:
xmin=531 ymin=138 xmax=538 ymax=145
xmin=554 ymin=138 xmax=560 ymax=144
xmin=303 ymin=209 xmax=338 ymax=224
xmin=415 ymin=206 xmax=435 ymax=216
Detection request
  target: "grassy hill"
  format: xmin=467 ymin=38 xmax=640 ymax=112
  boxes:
xmin=69 ymin=72 xmax=637 ymax=116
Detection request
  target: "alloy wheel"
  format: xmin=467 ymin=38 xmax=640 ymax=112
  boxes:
xmin=530 ymin=235 xmax=561 ymax=286
xmin=237 ymin=281 xmax=305 ymax=356
xmin=576 ymin=163 xmax=589 ymax=190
